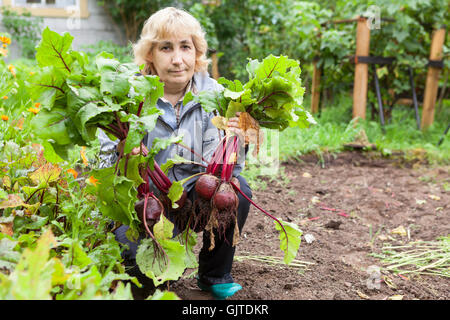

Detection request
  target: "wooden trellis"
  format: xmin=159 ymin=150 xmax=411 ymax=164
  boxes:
xmin=310 ymin=17 xmax=447 ymax=131
xmin=421 ymin=27 xmax=447 ymax=130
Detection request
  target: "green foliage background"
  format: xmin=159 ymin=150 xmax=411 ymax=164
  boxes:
xmin=98 ymin=0 xmax=448 ymax=111
xmin=0 ymin=0 xmax=449 ymax=300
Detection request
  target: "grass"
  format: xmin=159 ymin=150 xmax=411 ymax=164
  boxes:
xmin=234 ymin=252 xmax=315 ymax=274
xmin=370 ymin=236 xmax=450 ymax=278
xmin=281 ymin=93 xmax=450 ymax=163
xmin=242 ymin=92 xmax=450 ymax=189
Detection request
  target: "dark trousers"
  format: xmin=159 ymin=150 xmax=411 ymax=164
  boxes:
xmin=114 ymin=175 xmax=252 ymax=297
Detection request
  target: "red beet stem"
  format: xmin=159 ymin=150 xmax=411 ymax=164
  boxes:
xmin=207 ymin=136 xmax=227 ymax=175
xmin=230 ymin=180 xmax=289 ymax=250
xmin=221 ymin=135 xmax=239 ymax=182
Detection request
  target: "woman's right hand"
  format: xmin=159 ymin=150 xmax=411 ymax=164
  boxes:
xmin=117 ymin=140 xmax=147 ymax=156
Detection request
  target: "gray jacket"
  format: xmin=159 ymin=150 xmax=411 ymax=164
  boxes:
xmin=98 ymin=72 xmax=245 ymax=194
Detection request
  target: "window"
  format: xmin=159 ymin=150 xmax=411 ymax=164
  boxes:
xmin=3 ymin=0 xmax=89 ymax=18
xmin=13 ymin=0 xmax=77 ymax=8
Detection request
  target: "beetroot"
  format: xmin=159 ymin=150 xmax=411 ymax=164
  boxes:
xmin=135 ymin=194 xmax=163 ymax=230
xmin=213 ymin=182 xmax=238 ymax=211
xmin=195 ymin=174 xmax=220 ymax=200
xmin=187 ymin=134 xmax=289 ymax=253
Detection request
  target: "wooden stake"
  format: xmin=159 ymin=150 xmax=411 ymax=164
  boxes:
xmin=421 ymin=27 xmax=446 ymax=130
xmin=211 ymin=51 xmax=220 ymax=80
xmin=311 ymin=59 xmax=321 ymax=114
xmin=352 ymin=16 xmax=371 ymax=120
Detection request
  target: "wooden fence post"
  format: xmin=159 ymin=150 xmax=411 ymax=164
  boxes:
xmin=311 ymin=58 xmax=321 ymax=114
xmin=352 ymin=16 xmax=371 ymax=120
xmin=210 ymin=50 xmax=220 ymax=80
xmin=421 ymin=27 xmax=446 ymax=130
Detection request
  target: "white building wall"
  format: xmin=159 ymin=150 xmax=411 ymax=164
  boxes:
xmin=0 ymin=0 xmax=126 ymax=60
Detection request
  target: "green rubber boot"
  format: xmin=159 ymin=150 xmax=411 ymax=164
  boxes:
xmin=197 ymin=279 xmax=242 ymax=300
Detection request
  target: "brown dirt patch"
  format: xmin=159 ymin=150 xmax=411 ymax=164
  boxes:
xmin=171 ymin=152 xmax=450 ymax=300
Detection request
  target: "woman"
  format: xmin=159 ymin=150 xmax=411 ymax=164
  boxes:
xmin=99 ymin=7 xmax=252 ymax=300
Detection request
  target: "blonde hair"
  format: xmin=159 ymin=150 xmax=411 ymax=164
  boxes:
xmin=133 ymin=7 xmax=210 ymax=75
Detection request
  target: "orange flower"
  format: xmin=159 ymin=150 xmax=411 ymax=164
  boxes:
xmin=28 ymin=107 xmax=40 ymax=114
xmin=34 ymin=102 xmax=41 ymax=108
xmin=67 ymin=168 xmax=78 ymax=179
xmin=87 ymin=176 xmax=99 ymax=186
xmin=8 ymin=64 xmax=15 ymax=77
xmin=0 ymin=36 xmax=11 ymax=44
xmin=29 ymin=71 xmax=35 ymax=76
xmin=1 ymin=115 xmax=8 ymax=121
xmin=2 ymin=96 xmax=8 ymax=100
xmin=80 ymin=146 xmax=88 ymax=166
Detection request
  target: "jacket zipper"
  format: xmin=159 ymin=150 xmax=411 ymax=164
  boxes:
xmin=157 ymin=103 xmax=200 ymax=131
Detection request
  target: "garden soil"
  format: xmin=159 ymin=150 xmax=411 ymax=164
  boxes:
xmin=170 ymin=151 xmax=449 ymax=300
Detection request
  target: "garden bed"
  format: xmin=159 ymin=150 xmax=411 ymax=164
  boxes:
xmin=172 ymin=151 xmax=449 ymax=300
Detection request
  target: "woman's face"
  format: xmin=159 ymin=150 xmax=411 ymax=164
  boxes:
xmin=149 ymin=34 xmax=196 ymax=90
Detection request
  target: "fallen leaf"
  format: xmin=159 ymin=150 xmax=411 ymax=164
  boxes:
xmin=428 ymin=194 xmax=440 ymax=201
xmin=299 ymin=219 xmax=309 ymax=226
xmin=382 ymin=275 xmax=397 ymax=289
xmin=310 ymin=196 xmax=320 ymax=204
xmin=390 ymin=225 xmax=407 ymax=237
xmin=302 ymin=172 xmax=312 ymax=178
xmin=304 ymin=234 xmax=316 ymax=244
xmin=388 ymin=295 xmax=403 ymax=300
xmin=415 ymin=199 xmax=426 ymax=205
xmin=356 ymin=290 xmax=370 ymax=299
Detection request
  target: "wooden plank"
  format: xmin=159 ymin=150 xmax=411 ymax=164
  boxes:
xmin=352 ymin=17 xmax=371 ymax=120
xmin=421 ymin=27 xmax=446 ymax=130
xmin=211 ymin=52 xmax=220 ymax=80
xmin=311 ymin=60 xmax=321 ymax=114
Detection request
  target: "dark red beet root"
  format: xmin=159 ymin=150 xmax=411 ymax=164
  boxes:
xmin=195 ymin=174 xmax=220 ymax=200
xmin=135 ymin=197 xmax=162 ymax=228
xmin=213 ymin=182 xmax=238 ymax=211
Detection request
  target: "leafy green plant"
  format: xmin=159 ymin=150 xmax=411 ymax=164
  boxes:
xmin=0 ymin=30 xmax=183 ymax=299
xmin=23 ymin=27 xmax=204 ymax=292
xmin=0 ymin=6 xmax=43 ymax=59
xmin=184 ymin=54 xmax=312 ymax=264
xmin=81 ymin=40 xmax=134 ymax=64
